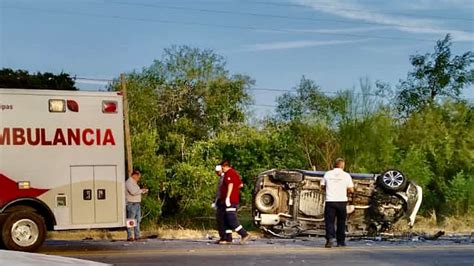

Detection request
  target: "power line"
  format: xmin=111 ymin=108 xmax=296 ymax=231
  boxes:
xmin=76 ymin=77 xmax=113 ymax=82
xmin=4 ymin=6 xmax=442 ymax=43
xmin=246 ymin=0 xmax=474 ymax=22
xmin=75 ymin=77 xmax=474 ymax=104
xmin=75 ymin=77 xmax=375 ymax=97
xmin=107 ymin=1 xmax=474 ymax=32
xmin=250 ymin=104 xmax=278 ymax=108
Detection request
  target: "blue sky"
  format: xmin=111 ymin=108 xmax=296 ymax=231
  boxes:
xmin=1 ymin=0 xmax=473 ymax=116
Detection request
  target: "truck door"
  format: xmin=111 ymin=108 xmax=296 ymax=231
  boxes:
xmin=71 ymin=165 xmax=118 ymax=225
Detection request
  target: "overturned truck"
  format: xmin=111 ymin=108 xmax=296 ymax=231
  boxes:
xmin=253 ymin=169 xmax=422 ymax=237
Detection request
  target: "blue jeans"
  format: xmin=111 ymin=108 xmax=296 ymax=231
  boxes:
xmin=126 ymin=202 xmax=141 ymax=239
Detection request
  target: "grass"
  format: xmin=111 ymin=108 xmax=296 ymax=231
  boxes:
xmin=393 ymin=212 xmax=474 ymax=235
xmin=47 ymin=208 xmax=260 ymax=241
xmin=48 ymin=212 xmax=473 ymax=241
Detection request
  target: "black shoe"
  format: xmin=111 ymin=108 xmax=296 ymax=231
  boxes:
xmin=325 ymin=239 xmax=334 ymax=248
xmin=337 ymin=242 xmax=346 ymax=247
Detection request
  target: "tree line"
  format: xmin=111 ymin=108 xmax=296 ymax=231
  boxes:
xmin=108 ymin=35 xmax=473 ymax=222
xmin=2 ymin=34 xmax=472 ymax=223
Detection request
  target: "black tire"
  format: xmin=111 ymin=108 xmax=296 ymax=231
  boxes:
xmin=2 ymin=211 xmax=47 ymax=252
xmin=255 ymin=188 xmax=279 ymax=213
xmin=377 ymin=169 xmax=408 ymax=192
xmin=273 ymin=170 xmax=303 ymax=182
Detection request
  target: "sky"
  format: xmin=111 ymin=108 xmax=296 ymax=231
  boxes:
xmin=1 ymin=0 xmax=473 ymax=117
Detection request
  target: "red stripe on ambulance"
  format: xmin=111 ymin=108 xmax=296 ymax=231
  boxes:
xmin=0 ymin=173 xmax=49 ymax=207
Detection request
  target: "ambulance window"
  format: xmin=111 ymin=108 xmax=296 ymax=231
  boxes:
xmin=49 ymin=99 xmax=66 ymax=112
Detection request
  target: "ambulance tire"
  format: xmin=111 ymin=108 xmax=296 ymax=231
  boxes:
xmin=2 ymin=211 xmax=47 ymax=252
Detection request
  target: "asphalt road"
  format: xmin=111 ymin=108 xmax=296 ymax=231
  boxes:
xmin=39 ymin=237 xmax=474 ymax=266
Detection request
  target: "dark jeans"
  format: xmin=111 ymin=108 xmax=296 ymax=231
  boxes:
xmin=324 ymin=201 xmax=347 ymax=244
xmin=217 ymin=201 xmax=248 ymax=241
xmin=216 ymin=200 xmax=232 ymax=241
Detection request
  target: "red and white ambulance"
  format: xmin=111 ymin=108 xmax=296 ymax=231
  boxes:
xmin=0 ymin=88 xmax=127 ymax=251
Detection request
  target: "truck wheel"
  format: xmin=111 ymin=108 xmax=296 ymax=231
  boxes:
xmin=377 ymin=169 xmax=408 ymax=192
xmin=255 ymin=188 xmax=279 ymax=213
xmin=2 ymin=211 xmax=46 ymax=252
xmin=273 ymin=170 xmax=303 ymax=182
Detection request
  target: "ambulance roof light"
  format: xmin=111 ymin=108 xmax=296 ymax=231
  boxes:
xmin=49 ymin=99 xmax=65 ymax=113
xmin=102 ymin=101 xmax=117 ymax=113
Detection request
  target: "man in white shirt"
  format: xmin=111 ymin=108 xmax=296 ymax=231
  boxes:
xmin=321 ymin=158 xmax=354 ymax=248
xmin=125 ymin=170 xmax=148 ymax=241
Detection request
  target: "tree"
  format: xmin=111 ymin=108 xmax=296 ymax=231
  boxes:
xmin=395 ymin=34 xmax=473 ymax=115
xmin=397 ymin=101 xmax=474 ymax=217
xmin=338 ymin=110 xmax=398 ymax=173
xmin=275 ymin=77 xmax=349 ymax=124
xmin=109 ymin=45 xmax=253 ymax=218
xmin=0 ymin=68 xmax=77 ymax=90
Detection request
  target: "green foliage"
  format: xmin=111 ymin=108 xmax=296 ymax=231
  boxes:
xmin=339 ymin=110 xmax=398 ymax=173
xmin=109 ymin=46 xmax=253 ymax=219
xmin=398 ymin=147 xmax=434 ymax=188
xmin=444 ymin=171 xmax=471 ymax=216
xmin=395 ymin=34 xmax=474 ymax=115
xmin=275 ymin=77 xmax=348 ymax=123
xmin=131 ymin=130 xmax=165 ymax=221
xmin=396 ymin=102 xmax=474 ymax=217
xmin=166 ymin=163 xmax=216 ymax=216
xmin=0 ymin=68 xmax=77 ymax=90
xmin=120 ymin=37 xmax=473 ymax=224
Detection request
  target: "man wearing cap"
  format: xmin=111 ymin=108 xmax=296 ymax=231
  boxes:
xmin=125 ymin=170 xmax=148 ymax=241
xmin=219 ymin=160 xmax=251 ymax=244
xmin=213 ymin=164 xmax=232 ymax=244
xmin=321 ymin=158 xmax=354 ymax=248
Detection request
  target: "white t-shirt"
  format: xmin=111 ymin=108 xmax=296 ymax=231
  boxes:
xmin=322 ymin=168 xmax=354 ymax=202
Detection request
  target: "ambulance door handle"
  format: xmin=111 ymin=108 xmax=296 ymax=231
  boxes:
xmin=83 ymin=189 xmax=92 ymax=200
xmin=97 ymin=189 xmax=106 ymax=200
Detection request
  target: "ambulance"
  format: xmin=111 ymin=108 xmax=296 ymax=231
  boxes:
xmin=0 ymin=88 xmax=127 ymax=251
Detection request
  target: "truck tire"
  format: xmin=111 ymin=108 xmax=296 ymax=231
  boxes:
xmin=273 ymin=170 xmax=303 ymax=182
xmin=377 ymin=169 xmax=408 ymax=192
xmin=2 ymin=211 xmax=47 ymax=252
xmin=255 ymin=188 xmax=279 ymax=213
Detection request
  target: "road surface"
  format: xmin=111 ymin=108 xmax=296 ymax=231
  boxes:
xmin=38 ymin=237 xmax=474 ymax=266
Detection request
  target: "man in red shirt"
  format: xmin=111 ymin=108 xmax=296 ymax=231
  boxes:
xmin=219 ymin=160 xmax=251 ymax=244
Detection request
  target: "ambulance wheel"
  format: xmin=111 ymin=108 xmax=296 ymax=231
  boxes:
xmin=2 ymin=211 xmax=46 ymax=252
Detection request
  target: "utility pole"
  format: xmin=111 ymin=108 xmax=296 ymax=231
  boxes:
xmin=121 ymin=73 xmax=133 ymax=177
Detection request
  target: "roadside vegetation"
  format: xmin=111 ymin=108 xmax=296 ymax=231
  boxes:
xmin=107 ymin=34 xmax=472 ymax=227
xmin=4 ymin=34 xmax=472 ymax=232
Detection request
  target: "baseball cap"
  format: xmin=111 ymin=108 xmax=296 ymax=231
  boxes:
xmin=215 ymin=165 xmax=222 ymax=172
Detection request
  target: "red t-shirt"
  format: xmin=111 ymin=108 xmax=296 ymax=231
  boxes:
xmin=220 ymin=168 xmax=242 ymax=204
